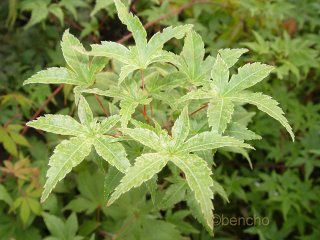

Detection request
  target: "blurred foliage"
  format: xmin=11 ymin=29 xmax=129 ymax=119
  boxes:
xmin=0 ymin=0 xmax=320 ymax=239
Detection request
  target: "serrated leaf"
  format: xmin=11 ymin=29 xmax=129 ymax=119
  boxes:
xmin=218 ymin=48 xmax=248 ymax=68
xmin=207 ymin=97 xmax=234 ymax=134
xmin=78 ymin=96 xmax=93 ymax=126
xmin=99 ymin=115 xmax=120 ymax=134
xmin=41 ymin=137 xmax=93 ymax=202
xmin=177 ymin=31 xmax=214 ymax=85
xmin=114 ymin=0 xmax=147 ymax=54
xmin=23 ymin=67 xmax=82 ymax=86
xmin=118 ymin=65 xmax=139 ymax=85
xmin=181 ymin=131 xmax=252 ymax=153
xmin=159 ymin=181 xmax=187 ymax=209
xmin=94 ymin=136 xmax=130 ymax=173
xmin=146 ymin=25 xmax=192 ymax=59
xmin=61 ymin=30 xmax=90 ymax=83
xmin=212 ymin=180 xmax=229 ymax=202
xmin=27 ymin=114 xmax=86 ymax=136
xmin=108 ymin=153 xmax=167 ymax=205
xmin=90 ymin=41 xmax=131 ymax=64
xmin=104 ymin=167 xmax=124 ymax=201
xmin=171 ymin=154 xmax=213 ymax=229
xmin=172 ymin=107 xmax=189 ymax=147
xmin=120 ymin=127 xmax=160 ymax=151
xmin=226 ymin=122 xmax=261 ymax=140
xmin=228 ymin=91 xmax=294 ymax=140
xmin=178 ymin=89 xmax=212 ymax=103
xmin=119 ymin=99 xmax=139 ymax=127
xmin=211 ymin=54 xmax=229 ymax=92
xmin=224 ymin=63 xmax=274 ymax=95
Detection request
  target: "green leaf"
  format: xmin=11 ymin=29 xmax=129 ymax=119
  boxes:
xmin=99 ymin=115 xmax=120 ymax=134
xmin=224 ymin=63 xmax=274 ymax=95
xmin=212 ymin=180 xmax=229 ymax=202
xmin=94 ymin=136 xmax=130 ymax=173
xmin=114 ymin=0 xmax=147 ymax=54
xmin=78 ymin=96 xmax=93 ymax=126
xmin=159 ymin=181 xmax=187 ymax=209
xmin=27 ymin=114 xmax=86 ymax=136
xmin=91 ymin=0 xmax=113 ymax=16
xmin=61 ymin=29 xmax=90 ymax=83
xmin=120 ymin=127 xmax=160 ymax=151
xmin=0 ymin=185 xmax=13 ymax=205
xmin=22 ymin=0 xmax=49 ymax=29
xmin=119 ymin=99 xmax=139 ymax=127
xmin=0 ymin=128 xmax=17 ymax=156
xmin=171 ymin=154 xmax=213 ymax=229
xmin=228 ymin=91 xmax=294 ymax=140
xmin=41 ymin=137 xmax=93 ymax=202
xmin=177 ymin=31 xmax=214 ymax=85
xmin=211 ymin=54 xmax=229 ymax=92
xmin=181 ymin=131 xmax=252 ymax=153
xmin=23 ymin=67 xmax=82 ymax=86
xmin=146 ymin=25 xmax=193 ymax=59
xmin=43 ymin=213 xmax=65 ymax=238
xmin=218 ymin=48 xmax=248 ymax=68
xmin=108 ymin=153 xmax=168 ymax=205
xmin=104 ymin=167 xmax=124 ymax=201
xmin=225 ymin=122 xmax=261 ymax=141
xmin=207 ymin=97 xmax=234 ymax=134
xmin=90 ymin=41 xmax=131 ymax=64
xmin=172 ymin=107 xmax=189 ymax=147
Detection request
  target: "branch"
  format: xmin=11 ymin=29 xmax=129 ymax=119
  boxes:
xmin=94 ymin=94 xmax=109 ymax=117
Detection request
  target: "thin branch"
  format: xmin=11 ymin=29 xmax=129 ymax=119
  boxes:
xmin=21 ymin=84 xmax=64 ymax=135
xmin=94 ymin=94 xmax=109 ymax=117
xmin=3 ymin=113 xmax=21 ymax=128
xmin=140 ymin=69 xmax=149 ymax=123
xmin=112 ymin=217 xmax=135 ymax=240
xmin=189 ymin=103 xmax=208 ymax=116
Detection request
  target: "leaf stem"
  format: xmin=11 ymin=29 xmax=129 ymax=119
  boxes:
xmin=94 ymin=94 xmax=109 ymax=117
xmin=189 ymin=103 xmax=208 ymax=116
xmin=140 ymin=69 xmax=149 ymax=123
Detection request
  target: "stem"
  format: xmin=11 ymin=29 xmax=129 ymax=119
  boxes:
xmin=3 ymin=113 xmax=21 ymax=128
xmin=94 ymin=94 xmax=109 ymax=117
xmin=112 ymin=217 xmax=135 ymax=240
xmin=189 ymin=103 xmax=208 ymax=116
xmin=140 ymin=69 xmax=149 ymax=123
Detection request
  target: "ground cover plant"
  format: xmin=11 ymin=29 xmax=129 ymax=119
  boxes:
xmin=0 ymin=0 xmax=319 ymax=239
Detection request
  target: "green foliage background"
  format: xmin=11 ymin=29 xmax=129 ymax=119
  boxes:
xmin=0 ymin=0 xmax=319 ymax=239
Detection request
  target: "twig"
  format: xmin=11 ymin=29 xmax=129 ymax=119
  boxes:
xmin=140 ymin=70 xmax=149 ymax=123
xmin=3 ymin=113 xmax=21 ymax=128
xmin=117 ymin=0 xmax=210 ymax=43
xmin=189 ymin=103 xmax=208 ymax=116
xmin=21 ymin=84 xmax=64 ymax=135
xmin=94 ymin=94 xmax=109 ymax=117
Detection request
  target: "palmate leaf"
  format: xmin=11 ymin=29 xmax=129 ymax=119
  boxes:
xmin=119 ymin=99 xmax=140 ymax=127
xmin=26 ymin=114 xmax=86 ymax=136
xmin=90 ymin=41 xmax=131 ymax=64
xmin=94 ymin=136 xmax=130 ymax=173
xmin=78 ymin=96 xmax=93 ymax=126
xmin=107 ymin=153 xmax=168 ymax=205
xmin=225 ymin=122 xmax=261 ymax=141
xmin=228 ymin=91 xmax=294 ymax=140
xmin=171 ymin=154 xmax=214 ymax=229
xmin=172 ymin=107 xmax=189 ymax=147
xmin=218 ymin=48 xmax=248 ymax=68
xmin=211 ymin=54 xmax=229 ymax=92
xmin=99 ymin=115 xmax=121 ymax=134
xmin=41 ymin=136 xmax=93 ymax=202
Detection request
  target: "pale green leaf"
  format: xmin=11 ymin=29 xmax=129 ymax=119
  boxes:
xmin=108 ymin=153 xmax=168 ymax=205
xmin=225 ymin=63 xmax=274 ymax=95
xmin=181 ymin=131 xmax=253 ymax=153
xmin=171 ymin=154 xmax=213 ymax=229
xmin=207 ymin=97 xmax=234 ymax=134
xmin=178 ymin=89 xmax=212 ymax=102
xmin=218 ymin=48 xmax=248 ymax=68
xmin=172 ymin=107 xmax=189 ymax=147
xmin=118 ymin=64 xmax=140 ymax=85
xmin=228 ymin=92 xmax=294 ymax=140
xmin=120 ymin=127 xmax=160 ymax=151
xmin=27 ymin=114 xmax=86 ymax=136
xmin=61 ymin=29 xmax=90 ymax=83
xmin=211 ymin=54 xmax=229 ymax=92
xmin=94 ymin=136 xmax=130 ymax=173
xmin=99 ymin=115 xmax=120 ymax=134
xmin=90 ymin=41 xmax=131 ymax=64
xmin=114 ymin=0 xmax=147 ymax=53
xmin=146 ymin=24 xmax=192 ymax=59
xmin=178 ymin=31 xmax=214 ymax=85
xmin=78 ymin=96 xmax=93 ymax=126
xmin=225 ymin=122 xmax=261 ymax=141
xmin=23 ymin=67 xmax=82 ymax=86
xmin=0 ymin=185 xmax=13 ymax=205
xmin=119 ymin=99 xmax=139 ymax=127
xmin=41 ymin=137 xmax=93 ymax=202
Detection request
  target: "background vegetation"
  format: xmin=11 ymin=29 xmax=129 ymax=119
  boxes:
xmin=0 ymin=0 xmax=319 ymax=239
